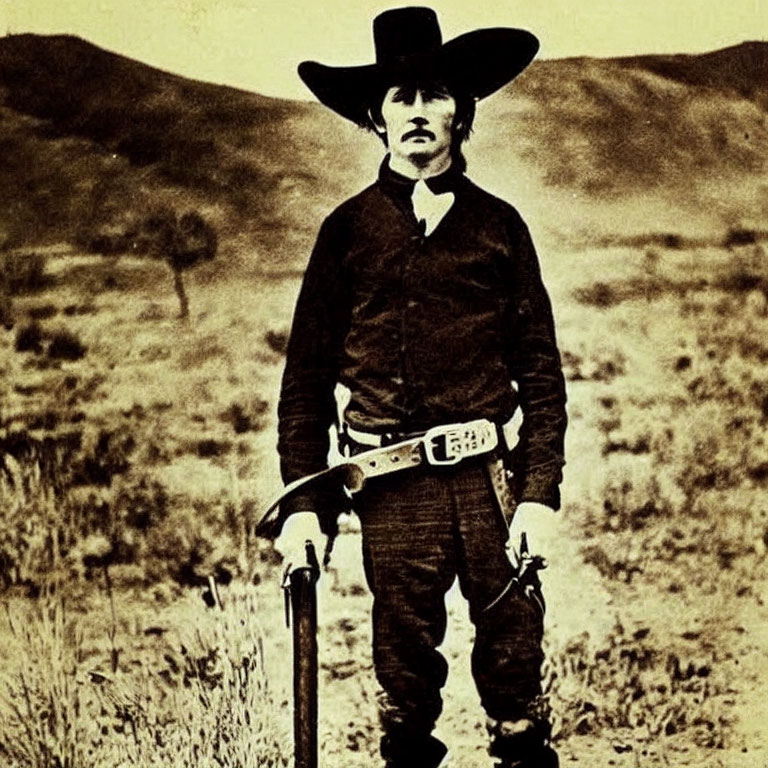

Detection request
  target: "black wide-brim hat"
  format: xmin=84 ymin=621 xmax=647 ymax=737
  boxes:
xmin=298 ymin=6 xmax=539 ymax=127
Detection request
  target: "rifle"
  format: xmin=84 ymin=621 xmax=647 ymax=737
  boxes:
xmin=282 ymin=540 xmax=320 ymax=768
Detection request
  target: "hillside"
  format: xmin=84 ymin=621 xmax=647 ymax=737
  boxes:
xmin=0 ymin=33 xmax=376 ymax=263
xmin=1 ymin=34 xmax=767 ymax=261
xmin=617 ymin=42 xmax=768 ymax=105
xmin=473 ymin=43 xmax=768 ymax=242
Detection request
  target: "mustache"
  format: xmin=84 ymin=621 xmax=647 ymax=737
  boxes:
xmin=402 ymin=127 xmax=435 ymax=141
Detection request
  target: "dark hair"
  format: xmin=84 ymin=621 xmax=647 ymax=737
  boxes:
xmin=365 ymin=75 xmax=476 ymax=171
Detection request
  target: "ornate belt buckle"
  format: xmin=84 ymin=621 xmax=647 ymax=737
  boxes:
xmin=423 ymin=418 xmax=498 ymax=466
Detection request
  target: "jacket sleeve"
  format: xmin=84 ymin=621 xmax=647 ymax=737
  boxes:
xmin=505 ymin=212 xmax=567 ymax=510
xmin=276 ymin=214 xmax=350 ymax=526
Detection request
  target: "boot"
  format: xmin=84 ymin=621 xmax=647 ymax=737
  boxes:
xmin=381 ymin=731 xmax=448 ymax=768
xmin=487 ymin=717 xmax=558 ymax=768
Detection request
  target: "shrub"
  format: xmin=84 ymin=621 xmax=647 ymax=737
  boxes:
xmin=48 ymin=328 xmax=87 ymax=360
xmin=723 ymin=227 xmax=758 ymax=248
xmin=14 ymin=321 xmax=43 ymax=353
xmin=4 ymin=251 xmax=48 ymax=294
xmin=573 ymin=281 xmax=619 ymax=308
xmin=222 ymin=399 xmax=269 ymax=433
xmin=89 ymin=230 xmax=133 ymax=256
xmin=660 ymin=233 xmax=683 ymax=249
xmin=265 ymin=328 xmax=290 ymax=354
xmin=63 ymin=303 xmax=97 ymax=316
xmin=0 ymin=431 xmax=95 ymax=588
xmin=27 ymin=303 xmax=58 ymax=319
xmin=197 ymin=438 xmax=231 ymax=458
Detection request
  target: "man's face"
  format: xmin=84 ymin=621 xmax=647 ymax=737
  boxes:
xmin=379 ymin=82 xmax=457 ymax=167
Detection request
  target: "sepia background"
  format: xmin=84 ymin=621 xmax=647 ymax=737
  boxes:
xmin=1 ymin=1 xmax=767 ymax=766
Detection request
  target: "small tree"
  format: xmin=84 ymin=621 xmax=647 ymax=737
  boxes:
xmin=169 ymin=211 xmax=218 ymax=319
xmin=143 ymin=209 xmax=217 ymax=319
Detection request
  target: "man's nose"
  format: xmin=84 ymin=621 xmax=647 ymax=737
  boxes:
xmin=407 ymin=91 xmax=428 ymax=120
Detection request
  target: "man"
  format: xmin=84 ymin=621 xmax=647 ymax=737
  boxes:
xmin=276 ymin=8 xmax=566 ymax=767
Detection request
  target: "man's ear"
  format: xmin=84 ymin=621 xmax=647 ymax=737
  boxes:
xmin=367 ymin=108 xmax=386 ymax=135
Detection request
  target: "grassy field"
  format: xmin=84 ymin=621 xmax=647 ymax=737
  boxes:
xmin=1 ymin=229 xmax=767 ymax=766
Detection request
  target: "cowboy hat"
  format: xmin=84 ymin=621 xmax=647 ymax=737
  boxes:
xmin=298 ymin=7 xmax=539 ymax=127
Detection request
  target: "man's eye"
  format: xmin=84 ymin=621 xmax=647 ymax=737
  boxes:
xmin=391 ymin=87 xmax=413 ymax=103
xmin=424 ymin=88 xmax=449 ymax=101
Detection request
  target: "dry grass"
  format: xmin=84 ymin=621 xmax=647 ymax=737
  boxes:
xmin=0 ymin=588 xmax=290 ymax=768
xmin=0 ymin=596 xmax=90 ymax=768
xmin=545 ymin=624 xmax=730 ymax=747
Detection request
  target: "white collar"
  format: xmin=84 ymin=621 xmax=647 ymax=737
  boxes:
xmin=411 ymin=179 xmax=455 ymax=237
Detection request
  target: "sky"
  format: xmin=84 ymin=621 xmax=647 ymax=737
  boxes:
xmin=2 ymin=0 xmax=767 ymax=99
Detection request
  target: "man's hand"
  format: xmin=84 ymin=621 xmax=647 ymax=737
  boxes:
xmin=275 ymin=512 xmax=327 ymax=572
xmin=508 ymin=501 xmax=557 ymax=558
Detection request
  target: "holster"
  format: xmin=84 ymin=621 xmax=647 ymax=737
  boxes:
xmin=485 ymin=454 xmax=517 ymax=530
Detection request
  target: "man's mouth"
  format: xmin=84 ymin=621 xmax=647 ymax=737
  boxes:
xmin=402 ymin=128 xmax=435 ymax=142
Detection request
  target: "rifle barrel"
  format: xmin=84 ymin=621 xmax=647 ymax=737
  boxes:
xmin=290 ymin=563 xmax=318 ymax=768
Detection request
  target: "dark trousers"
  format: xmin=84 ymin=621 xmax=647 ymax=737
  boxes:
xmin=356 ymin=458 xmax=545 ymax=747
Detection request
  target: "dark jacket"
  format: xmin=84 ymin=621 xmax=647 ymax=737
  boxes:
xmin=277 ymin=161 xmax=567 ymax=521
